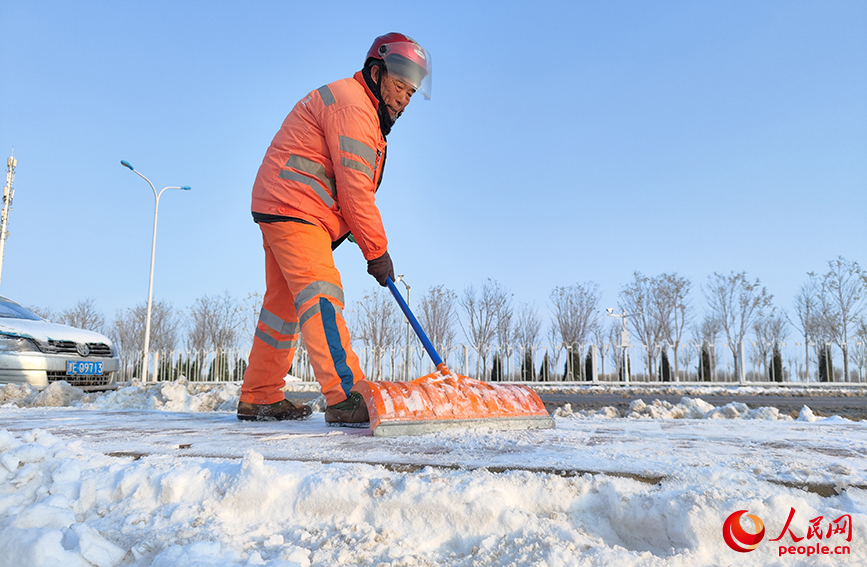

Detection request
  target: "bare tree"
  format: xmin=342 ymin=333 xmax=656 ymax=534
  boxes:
xmin=752 ymin=309 xmax=789 ymax=380
xmin=695 ymin=315 xmax=721 ymax=346
xmin=108 ymin=300 xmax=181 ymax=356
xmin=353 ymin=287 xmax=403 ymax=377
xmin=814 ymin=287 xmax=840 ymax=382
xmin=459 ymin=279 xmax=508 ymax=376
xmin=820 ymin=256 xmax=865 ymax=381
xmin=550 ymin=282 xmax=600 ymax=346
xmin=60 ymin=298 xmax=105 ymax=333
xmin=514 ymin=303 xmax=542 ymax=349
xmin=240 ymin=291 xmax=264 ymax=348
xmin=703 ymin=271 xmax=772 ymax=378
xmin=790 ymin=274 xmax=821 ymax=380
xmin=417 ymin=284 xmax=458 ymax=355
xmin=495 ymin=296 xmax=514 ymax=349
xmin=514 ymin=302 xmax=542 ymax=380
xmin=26 ymin=305 xmax=56 ymax=322
xmin=656 ymin=273 xmax=691 ymax=381
xmin=187 ymin=291 xmax=244 ymax=352
xmin=551 ymin=282 xmax=600 ymax=380
xmin=693 ymin=315 xmax=721 ymax=381
xmin=619 ymin=273 xmax=665 ymax=380
xmin=493 ymin=286 xmax=514 ymax=378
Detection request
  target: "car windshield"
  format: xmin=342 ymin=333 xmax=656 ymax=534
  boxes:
xmin=0 ymin=297 xmax=43 ymax=321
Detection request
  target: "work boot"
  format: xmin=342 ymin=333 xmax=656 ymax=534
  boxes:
xmin=237 ymin=398 xmax=312 ymax=421
xmin=324 ymin=391 xmax=369 ymax=425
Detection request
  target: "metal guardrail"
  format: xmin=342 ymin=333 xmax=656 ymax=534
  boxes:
xmin=118 ymin=339 xmax=867 ymax=386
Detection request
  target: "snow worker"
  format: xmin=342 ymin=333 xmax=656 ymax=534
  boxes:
xmin=237 ymin=33 xmax=432 ymax=425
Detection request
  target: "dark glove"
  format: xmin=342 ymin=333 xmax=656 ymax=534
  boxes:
xmin=367 ymin=251 xmax=394 ymax=287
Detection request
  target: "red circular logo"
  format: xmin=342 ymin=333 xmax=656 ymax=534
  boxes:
xmin=723 ymin=510 xmax=766 ymax=552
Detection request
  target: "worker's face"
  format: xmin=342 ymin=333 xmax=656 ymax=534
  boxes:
xmin=373 ymin=66 xmax=416 ymax=120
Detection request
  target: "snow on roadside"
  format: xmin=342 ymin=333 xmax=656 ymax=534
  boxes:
xmin=553 ymin=397 xmax=839 ymax=422
xmin=0 ymin=380 xmax=849 ymax=425
xmin=1 ymin=426 xmax=865 ymax=567
xmin=0 ymin=380 xmax=242 ymax=413
xmin=534 ymin=382 xmax=867 ymax=398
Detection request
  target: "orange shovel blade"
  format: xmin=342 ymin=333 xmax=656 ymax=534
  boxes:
xmin=353 ymin=372 xmax=555 ymax=437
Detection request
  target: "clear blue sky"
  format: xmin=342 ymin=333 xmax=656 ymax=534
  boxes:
xmin=0 ymin=0 xmax=864 ymax=335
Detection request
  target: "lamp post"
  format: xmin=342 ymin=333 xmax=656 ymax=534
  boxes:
xmin=394 ymin=274 xmax=411 ymax=380
xmin=607 ymin=308 xmax=632 ymax=383
xmin=121 ymin=160 xmax=190 ymax=381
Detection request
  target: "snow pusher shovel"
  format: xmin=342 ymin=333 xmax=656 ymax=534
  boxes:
xmin=352 ymin=277 xmax=555 ymax=437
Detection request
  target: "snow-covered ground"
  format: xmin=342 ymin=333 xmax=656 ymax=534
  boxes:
xmin=1 ymin=379 xmax=865 ymax=567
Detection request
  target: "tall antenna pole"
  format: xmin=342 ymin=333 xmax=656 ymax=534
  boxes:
xmin=0 ymin=151 xmax=16 ymax=287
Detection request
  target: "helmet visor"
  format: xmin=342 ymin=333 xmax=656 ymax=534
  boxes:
xmin=381 ymin=43 xmax=432 ymax=100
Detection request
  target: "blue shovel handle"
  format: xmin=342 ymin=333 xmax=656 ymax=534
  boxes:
xmin=386 ymin=276 xmax=447 ymax=373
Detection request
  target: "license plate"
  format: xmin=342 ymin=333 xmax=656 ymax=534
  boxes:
xmin=66 ymin=361 xmax=104 ymax=375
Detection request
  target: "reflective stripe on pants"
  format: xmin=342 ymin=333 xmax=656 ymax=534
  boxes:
xmin=240 ymin=221 xmax=365 ymax=406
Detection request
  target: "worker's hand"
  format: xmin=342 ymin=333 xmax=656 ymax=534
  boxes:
xmin=367 ymin=251 xmax=394 ymax=287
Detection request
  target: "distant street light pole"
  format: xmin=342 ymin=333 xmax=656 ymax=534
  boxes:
xmin=120 ymin=160 xmax=190 ymax=381
xmin=394 ymin=274 xmax=411 ymax=380
xmin=607 ymin=308 xmax=632 ymax=383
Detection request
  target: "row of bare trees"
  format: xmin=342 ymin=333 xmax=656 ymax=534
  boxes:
xmin=790 ymin=257 xmax=867 ymax=381
xmin=347 ymin=256 xmax=866 ymax=382
xmin=29 ymin=291 xmax=260 ymax=355
xmin=32 ymin=256 xmax=866 ymax=382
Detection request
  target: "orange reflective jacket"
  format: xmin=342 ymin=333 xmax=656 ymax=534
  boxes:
xmin=251 ymin=71 xmax=388 ymax=261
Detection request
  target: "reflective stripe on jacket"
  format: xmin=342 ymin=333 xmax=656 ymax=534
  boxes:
xmin=251 ymin=71 xmax=388 ymax=261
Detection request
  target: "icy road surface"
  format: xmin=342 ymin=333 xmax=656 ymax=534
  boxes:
xmin=0 ymin=405 xmax=865 ymax=491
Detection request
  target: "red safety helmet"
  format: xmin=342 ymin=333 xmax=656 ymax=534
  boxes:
xmin=366 ymin=33 xmax=432 ymax=100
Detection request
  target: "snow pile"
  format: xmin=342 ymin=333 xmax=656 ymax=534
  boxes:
xmin=536 ymin=383 xmax=867 ymax=398
xmin=553 ymin=404 xmax=621 ymax=419
xmin=2 ymin=426 xmax=865 ymax=567
xmin=626 ymin=397 xmax=792 ymax=420
xmin=0 ymin=429 xmax=127 ymax=567
xmin=0 ymin=383 xmax=40 ymax=405
xmin=552 ymin=396 xmax=829 ymax=422
xmin=0 ymin=380 xmax=241 ymax=413
xmin=82 ymin=380 xmax=241 ymax=413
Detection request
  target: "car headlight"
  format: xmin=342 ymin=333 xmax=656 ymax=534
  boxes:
xmin=0 ymin=335 xmax=40 ymax=353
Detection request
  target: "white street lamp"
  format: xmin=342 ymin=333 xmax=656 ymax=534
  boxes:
xmin=121 ymin=160 xmax=190 ymax=381
xmin=607 ymin=308 xmax=632 ymax=383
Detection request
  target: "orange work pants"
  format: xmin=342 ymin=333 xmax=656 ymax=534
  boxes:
xmin=240 ymin=221 xmax=365 ymax=406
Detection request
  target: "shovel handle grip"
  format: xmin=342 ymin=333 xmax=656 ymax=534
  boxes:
xmin=386 ymin=276 xmax=448 ymax=374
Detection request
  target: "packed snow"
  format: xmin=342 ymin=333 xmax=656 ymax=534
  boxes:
xmin=1 ymin=379 xmax=865 ymax=566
